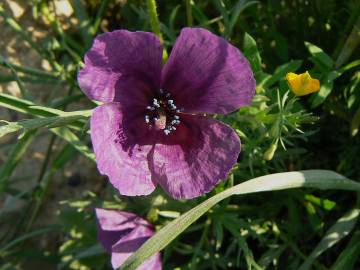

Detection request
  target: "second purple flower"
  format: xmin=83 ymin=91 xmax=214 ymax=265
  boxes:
xmin=78 ymin=27 xmax=256 ymax=199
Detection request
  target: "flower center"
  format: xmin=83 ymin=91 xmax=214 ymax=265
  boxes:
xmin=144 ymin=89 xmax=181 ymax=135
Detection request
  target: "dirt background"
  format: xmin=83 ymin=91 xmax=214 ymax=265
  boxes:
xmin=0 ymin=0 xmax=102 ymax=231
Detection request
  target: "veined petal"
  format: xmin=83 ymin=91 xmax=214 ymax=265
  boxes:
xmin=162 ymin=27 xmax=256 ymax=115
xmin=111 ymin=225 xmax=161 ymax=270
xmin=96 ymin=209 xmax=139 ymax=253
xmin=90 ymin=103 xmax=157 ymax=196
xmin=151 ymin=115 xmax=240 ymax=199
xmin=95 ymin=209 xmax=162 ymax=270
xmin=78 ymin=30 xmax=163 ymax=104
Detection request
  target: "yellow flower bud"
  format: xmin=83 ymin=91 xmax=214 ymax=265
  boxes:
xmin=286 ymin=71 xmax=320 ymax=96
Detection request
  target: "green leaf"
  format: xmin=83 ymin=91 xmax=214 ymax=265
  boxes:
xmin=0 ymin=225 xmax=59 ymax=256
xmin=0 ymin=5 xmax=46 ymax=57
xmin=0 ymin=93 xmax=91 ymax=129
xmin=350 ymin=105 xmax=360 ymax=136
xmin=0 ymin=131 xmax=36 ymax=193
xmin=119 ymin=170 xmax=360 ymax=270
xmin=51 ymin=127 xmax=95 ymax=162
xmin=299 ymin=208 xmax=360 ymax=270
xmin=226 ymin=1 xmax=258 ymax=38
xmin=330 ymin=231 xmax=360 ymax=270
xmin=262 ymin=60 xmax=302 ymax=89
xmin=0 ymin=111 xmax=92 ymax=138
xmin=243 ymin=32 xmax=263 ymax=80
xmin=310 ymin=70 xmax=342 ymax=108
xmin=259 ymin=245 xmax=286 ymax=268
xmin=304 ymin=194 xmax=336 ymax=211
xmin=305 ymin=41 xmax=334 ymax=69
xmin=72 ymin=0 xmax=92 ymax=47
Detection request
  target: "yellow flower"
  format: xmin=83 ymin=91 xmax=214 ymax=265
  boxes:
xmin=285 ymin=71 xmax=320 ymax=96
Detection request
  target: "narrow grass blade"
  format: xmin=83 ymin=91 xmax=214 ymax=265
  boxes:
xmin=51 ymin=127 xmax=95 ymax=162
xmin=226 ymin=0 xmax=258 ymax=39
xmin=0 ymin=56 xmax=57 ymax=79
xmin=0 ymin=130 xmax=36 ymax=193
xmin=262 ymin=60 xmax=302 ymax=89
xmin=299 ymin=208 xmax=360 ymax=270
xmin=305 ymin=41 xmax=334 ymax=70
xmin=92 ymin=0 xmax=110 ymax=35
xmin=119 ymin=170 xmax=360 ymax=270
xmin=0 ymin=5 xmax=45 ymax=57
xmin=0 ymin=93 xmax=91 ymax=129
xmin=330 ymin=231 xmax=360 ymax=270
xmin=0 ymin=110 xmax=92 ymax=139
xmin=0 ymin=225 xmax=59 ymax=256
xmin=243 ymin=32 xmax=263 ymax=80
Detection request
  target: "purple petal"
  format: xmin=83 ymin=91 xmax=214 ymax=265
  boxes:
xmin=96 ymin=209 xmax=139 ymax=252
xmin=151 ymin=115 xmax=240 ymax=199
xmin=162 ymin=27 xmax=256 ymax=114
xmin=111 ymin=225 xmax=161 ymax=270
xmin=90 ymin=103 xmax=157 ymax=196
xmin=78 ymin=30 xmax=163 ymax=103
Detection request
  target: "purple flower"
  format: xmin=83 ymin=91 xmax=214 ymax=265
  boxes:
xmin=78 ymin=28 xmax=255 ymax=199
xmin=95 ymin=208 xmax=162 ymax=269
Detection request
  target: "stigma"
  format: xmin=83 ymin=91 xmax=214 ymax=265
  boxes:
xmin=144 ymin=89 xmax=181 ymax=135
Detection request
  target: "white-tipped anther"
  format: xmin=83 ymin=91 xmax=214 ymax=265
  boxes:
xmin=153 ymin=99 xmax=160 ymax=107
xmin=164 ymin=129 xmax=170 ymax=135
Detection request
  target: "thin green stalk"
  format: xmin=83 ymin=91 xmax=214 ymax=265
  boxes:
xmin=0 ymin=56 xmax=58 ymax=79
xmin=147 ymin=0 xmax=163 ymax=41
xmin=335 ymin=15 xmax=360 ymax=68
xmin=0 ymin=93 xmax=90 ymax=130
xmin=0 ymin=226 xmax=59 ymax=256
xmin=185 ymin=0 xmax=193 ymax=26
xmin=0 ymin=5 xmax=60 ymax=72
xmin=190 ymin=221 xmax=209 ymax=269
xmin=0 ymin=130 xmax=37 ymax=193
xmin=2 ymin=60 xmax=33 ymax=101
xmin=0 ymin=74 xmax=59 ymax=84
xmin=0 ymin=5 xmax=45 ymax=58
xmin=36 ymin=135 xmax=57 ymax=185
xmin=146 ymin=0 xmax=167 ymax=61
xmin=332 ymin=3 xmax=360 ymax=62
xmin=93 ymin=0 xmax=110 ymax=35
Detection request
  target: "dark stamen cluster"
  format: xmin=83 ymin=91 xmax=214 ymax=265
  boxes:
xmin=144 ymin=89 xmax=181 ymax=135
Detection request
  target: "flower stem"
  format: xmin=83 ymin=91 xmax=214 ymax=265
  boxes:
xmin=186 ymin=0 xmax=193 ymax=26
xmin=147 ymin=0 xmax=163 ymax=42
xmin=146 ymin=0 xmax=168 ymax=61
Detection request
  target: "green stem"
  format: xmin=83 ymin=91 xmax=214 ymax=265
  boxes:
xmin=335 ymin=15 xmax=360 ymax=68
xmin=190 ymin=221 xmax=209 ymax=269
xmin=147 ymin=0 xmax=163 ymax=41
xmin=146 ymin=0 xmax=167 ymax=61
xmin=93 ymin=0 xmax=110 ymax=35
xmin=0 ymin=130 xmax=37 ymax=193
xmin=0 ymin=56 xmax=58 ymax=79
xmin=186 ymin=0 xmax=193 ymax=26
